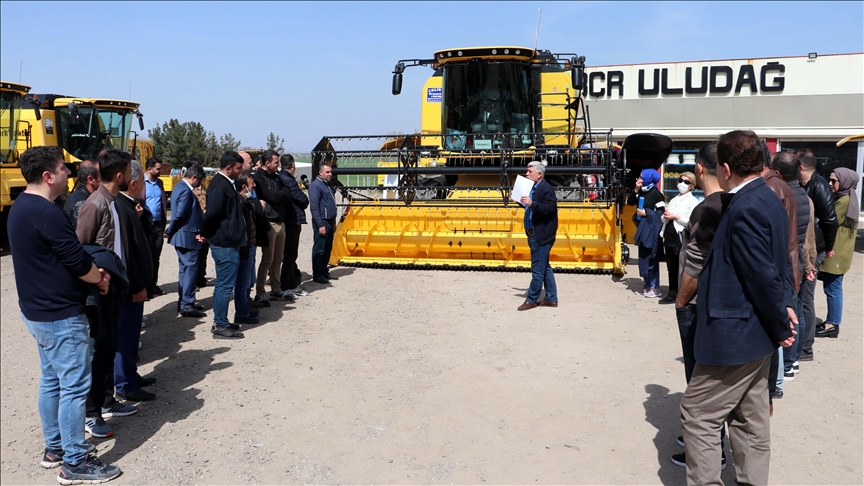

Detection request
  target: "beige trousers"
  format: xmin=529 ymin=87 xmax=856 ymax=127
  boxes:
xmin=680 ymin=356 xmax=771 ymax=486
xmin=256 ymin=221 xmax=286 ymax=296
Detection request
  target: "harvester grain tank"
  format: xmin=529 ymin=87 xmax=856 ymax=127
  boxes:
xmin=312 ymin=47 xmax=672 ymax=274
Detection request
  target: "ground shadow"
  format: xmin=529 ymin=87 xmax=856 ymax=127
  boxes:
xmin=96 ymin=347 xmax=233 ymax=464
xmin=854 ymin=228 xmax=864 ymax=254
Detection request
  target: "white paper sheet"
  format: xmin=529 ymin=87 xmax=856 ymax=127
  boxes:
xmin=511 ymin=175 xmax=534 ymax=203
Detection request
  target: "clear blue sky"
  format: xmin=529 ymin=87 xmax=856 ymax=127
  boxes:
xmin=2 ymin=1 xmax=861 ymax=152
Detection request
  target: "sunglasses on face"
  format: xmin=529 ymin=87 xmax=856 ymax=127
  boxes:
xmin=677 ymin=177 xmax=692 ymax=185
xmin=828 ymin=178 xmax=839 ymax=184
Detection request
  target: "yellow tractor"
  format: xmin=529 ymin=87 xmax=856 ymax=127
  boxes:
xmin=313 ymin=46 xmax=672 ymax=274
xmin=19 ymin=93 xmax=143 ymax=193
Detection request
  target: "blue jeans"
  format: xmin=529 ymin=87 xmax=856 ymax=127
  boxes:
xmin=22 ymin=313 xmax=92 ymax=465
xmin=676 ymin=304 xmax=697 ymax=384
xmin=784 ymin=292 xmax=805 ymax=371
xmin=526 ymin=234 xmax=557 ymax=304
xmin=637 ymin=245 xmax=660 ymax=289
xmin=312 ymin=220 xmax=335 ymax=279
xmin=776 ymin=346 xmax=784 ymax=392
xmin=211 ymin=245 xmax=240 ymax=328
xmin=234 ymin=247 xmax=254 ymax=319
xmin=114 ymin=301 xmax=144 ymax=394
xmin=822 ymin=273 xmax=844 ymax=325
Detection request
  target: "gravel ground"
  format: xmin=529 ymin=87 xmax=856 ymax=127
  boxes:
xmin=1 ymin=218 xmax=861 ymax=485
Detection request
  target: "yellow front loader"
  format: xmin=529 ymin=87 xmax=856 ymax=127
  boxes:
xmin=313 ymin=47 xmax=671 ymax=274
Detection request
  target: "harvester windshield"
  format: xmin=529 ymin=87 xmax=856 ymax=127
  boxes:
xmin=444 ymin=61 xmax=533 ymax=149
xmin=0 ymin=85 xmax=26 ymax=166
xmin=57 ymin=105 xmax=134 ymax=161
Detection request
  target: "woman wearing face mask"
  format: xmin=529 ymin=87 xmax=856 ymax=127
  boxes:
xmin=628 ymin=168 xmax=666 ymax=298
xmin=816 ymin=167 xmax=859 ymax=338
xmin=658 ymin=172 xmax=700 ymax=304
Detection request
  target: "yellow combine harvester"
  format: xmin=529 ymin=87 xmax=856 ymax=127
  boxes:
xmin=1 ymin=81 xmax=34 ymax=212
xmin=313 ymin=46 xmax=672 ymax=274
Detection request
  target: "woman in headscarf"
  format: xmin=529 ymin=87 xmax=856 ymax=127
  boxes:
xmin=816 ymin=167 xmax=859 ymax=338
xmin=659 ymin=171 xmax=700 ymax=304
xmin=629 ymin=168 xmax=666 ymax=298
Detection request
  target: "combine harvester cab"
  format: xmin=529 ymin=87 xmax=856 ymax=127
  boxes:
xmin=313 ymin=47 xmax=671 ymax=275
xmin=1 ymin=81 xmax=33 ymax=212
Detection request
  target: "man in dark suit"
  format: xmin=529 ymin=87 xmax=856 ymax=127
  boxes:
xmin=517 ymin=161 xmax=558 ymax=311
xmin=680 ymin=130 xmax=796 ymax=486
xmin=166 ymin=164 xmax=206 ymax=318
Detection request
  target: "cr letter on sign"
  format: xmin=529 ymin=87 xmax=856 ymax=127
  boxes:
xmin=585 ymin=62 xmax=785 ymax=98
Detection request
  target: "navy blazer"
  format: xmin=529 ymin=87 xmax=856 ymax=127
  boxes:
xmin=167 ymin=181 xmax=203 ymax=250
xmin=695 ymin=177 xmax=793 ymax=367
xmin=525 ymin=179 xmax=558 ymax=246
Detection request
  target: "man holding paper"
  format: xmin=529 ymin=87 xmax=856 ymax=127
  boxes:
xmin=517 ymin=161 xmax=559 ymax=311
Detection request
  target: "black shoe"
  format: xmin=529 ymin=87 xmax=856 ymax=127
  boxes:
xmin=116 ymin=388 xmax=156 ymax=402
xmin=180 ymin=308 xmax=206 ymax=318
xmin=136 ymin=375 xmax=156 ymax=387
xmin=57 ymin=454 xmax=121 ymax=485
xmin=770 ymin=389 xmax=784 ymax=399
xmin=152 ymin=286 xmax=165 ymax=296
xmin=816 ymin=325 xmax=839 ymax=338
xmin=313 ymin=277 xmax=331 ymax=284
xmin=212 ymin=327 xmax=244 ymax=339
xmin=194 ymin=303 xmax=205 ymax=311
xmin=799 ymin=351 xmax=814 ymax=362
xmin=659 ymin=294 xmax=676 ymax=305
xmin=677 ymin=436 xmax=684 ymax=447
xmin=324 ymin=274 xmax=339 ymax=280
xmin=196 ymin=279 xmax=208 ymax=288
xmin=249 ymin=309 xmax=259 ymax=317
xmin=234 ymin=315 xmax=259 ymax=325
xmin=671 ymin=452 xmax=726 ymax=470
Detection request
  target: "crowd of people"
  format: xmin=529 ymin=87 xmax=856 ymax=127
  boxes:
xmin=8 ymin=146 xmax=341 ymax=483
xmin=7 ymin=135 xmax=859 ymax=484
xmin=626 ymin=134 xmax=858 ymax=483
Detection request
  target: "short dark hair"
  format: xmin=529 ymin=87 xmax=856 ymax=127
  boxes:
xmin=145 ymin=157 xmax=162 ymax=169
xmin=695 ymin=142 xmax=718 ymax=176
xmin=760 ymin=140 xmax=772 ymax=168
xmin=77 ymin=159 xmax=100 ymax=183
xmin=771 ymin=152 xmax=801 ymax=182
xmin=717 ymin=130 xmax=763 ymax=177
xmin=262 ymin=150 xmax=279 ymax=164
xmin=795 ymin=148 xmax=817 ymax=170
xmin=186 ymin=157 xmax=203 ymax=169
xmin=280 ymin=154 xmax=295 ymax=169
xmin=20 ymin=146 xmax=64 ymax=184
xmin=184 ymin=164 xmax=205 ymax=180
xmin=220 ymin=151 xmax=243 ymax=169
xmin=236 ymin=173 xmax=250 ymax=192
xmin=99 ymin=149 xmax=131 ymax=182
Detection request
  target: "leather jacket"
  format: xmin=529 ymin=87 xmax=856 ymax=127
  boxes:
xmin=763 ymin=171 xmax=800 ymax=292
xmin=803 ymin=173 xmax=838 ymax=253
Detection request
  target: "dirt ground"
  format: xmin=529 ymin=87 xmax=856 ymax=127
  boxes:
xmin=1 ymin=218 xmax=862 ymax=485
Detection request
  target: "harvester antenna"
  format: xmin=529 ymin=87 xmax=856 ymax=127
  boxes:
xmin=534 ymin=8 xmax=542 ymax=50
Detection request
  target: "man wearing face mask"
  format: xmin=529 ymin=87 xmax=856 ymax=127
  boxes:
xmin=659 ymin=172 xmax=700 ymax=304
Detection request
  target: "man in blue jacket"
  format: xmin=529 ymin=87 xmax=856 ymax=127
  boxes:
xmin=517 ymin=161 xmax=558 ymax=311
xmin=309 ymin=162 xmax=338 ymax=284
xmin=166 ymin=165 xmax=206 ymax=318
xmin=680 ymin=130 xmax=796 ymax=485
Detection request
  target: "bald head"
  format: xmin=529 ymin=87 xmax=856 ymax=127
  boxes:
xmin=238 ymin=151 xmax=252 ymax=174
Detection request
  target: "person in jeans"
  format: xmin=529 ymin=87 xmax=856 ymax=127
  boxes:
xmin=628 ymin=169 xmax=666 ymax=298
xmin=796 ymin=148 xmax=839 ymax=360
xmin=516 ymin=161 xmax=558 ymax=311
xmin=309 ymin=162 xmax=339 ymax=284
xmin=9 ymin=145 xmax=120 ymax=483
xmin=233 ymin=173 xmax=259 ymax=325
xmin=816 ymin=167 xmax=859 ymax=339
xmin=201 ymin=152 xmax=247 ymax=339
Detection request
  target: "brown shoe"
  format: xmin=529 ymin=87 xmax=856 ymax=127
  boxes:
xmin=518 ymin=301 xmax=538 ymax=311
xmin=539 ymin=300 xmax=558 ymax=307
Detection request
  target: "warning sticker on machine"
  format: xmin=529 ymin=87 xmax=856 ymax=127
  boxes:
xmin=426 ymin=88 xmax=442 ymax=102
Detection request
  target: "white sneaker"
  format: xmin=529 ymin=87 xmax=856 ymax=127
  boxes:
xmin=290 ymin=288 xmax=309 ymax=297
xmin=276 ymin=290 xmax=297 ymax=301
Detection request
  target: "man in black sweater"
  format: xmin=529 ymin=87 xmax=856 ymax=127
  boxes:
xmin=277 ymin=154 xmax=310 ymax=295
xmin=202 ymin=152 xmax=247 ymax=339
xmin=9 ymin=146 xmax=120 ymax=483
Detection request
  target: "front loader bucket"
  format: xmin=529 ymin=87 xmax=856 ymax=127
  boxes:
xmin=330 ymin=201 xmax=623 ymax=274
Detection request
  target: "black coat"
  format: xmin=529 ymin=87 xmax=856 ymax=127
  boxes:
xmin=202 ymin=174 xmax=247 ymax=248
xmin=115 ymin=194 xmax=154 ymax=296
xmin=804 ymin=173 xmax=839 ymax=253
xmin=277 ymin=169 xmax=309 ymax=225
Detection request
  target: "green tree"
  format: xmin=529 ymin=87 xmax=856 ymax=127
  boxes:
xmin=148 ymin=119 xmax=208 ymax=167
xmin=266 ymin=132 xmax=285 ymax=153
xmin=220 ymin=133 xmax=241 ymax=152
xmin=202 ymin=131 xmax=223 ymax=167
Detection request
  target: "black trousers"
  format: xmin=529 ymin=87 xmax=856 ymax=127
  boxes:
xmin=148 ymin=220 xmax=166 ymax=285
xmin=665 ymin=246 xmax=680 ymax=295
xmin=280 ymin=224 xmax=302 ymax=290
xmin=86 ymin=296 xmax=118 ymax=418
xmin=196 ymin=241 xmax=210 ymax=286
